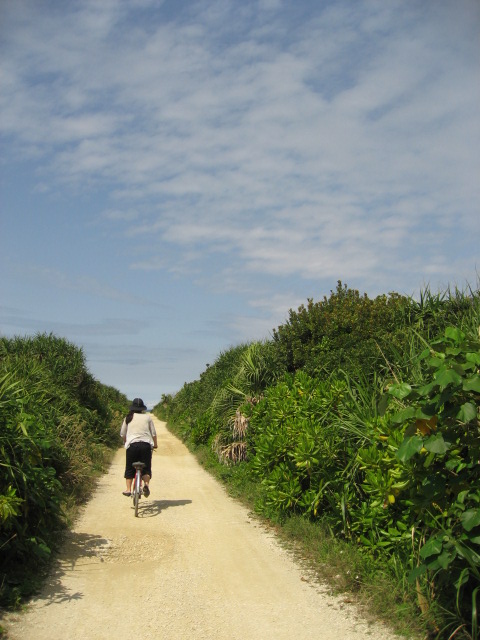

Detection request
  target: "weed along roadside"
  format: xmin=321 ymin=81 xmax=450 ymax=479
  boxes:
xmin=154 ymin=282 xmax=480 ymax=640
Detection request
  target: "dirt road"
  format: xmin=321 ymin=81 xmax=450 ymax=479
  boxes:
xmin=3 ymin=418 xmax=400 ymax=639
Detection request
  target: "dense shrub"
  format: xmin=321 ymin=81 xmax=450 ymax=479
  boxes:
xmin=156 ymin=282 xmax=479 ymax=638
xmin=0 ymin=333 xmax=129 ymax=607
xmin=247 ymin=328 xmax=480 ymax=635
xmin=388 ymin=327 xmax=480 ymax=634
xmin=272 ymin=281 xmax=409 ymax=379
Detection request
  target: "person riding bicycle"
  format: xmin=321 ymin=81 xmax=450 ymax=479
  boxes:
xmin=120 ymin=398 xmax=157 ymax=497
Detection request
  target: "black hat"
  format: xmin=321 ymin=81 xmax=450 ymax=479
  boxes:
xmin=130 ymin=398 xmax=147 ymax=412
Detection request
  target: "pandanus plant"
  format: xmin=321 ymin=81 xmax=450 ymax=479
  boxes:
xmin=211 ymin=341 xmax=281 ymax=464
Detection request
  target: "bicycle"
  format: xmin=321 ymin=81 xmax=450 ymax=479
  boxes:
xmin=131 ymin=461 xmax=145 ymax=517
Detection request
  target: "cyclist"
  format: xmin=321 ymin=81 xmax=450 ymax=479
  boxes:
xmin=120 ymin=398 xmax=157 ymax=497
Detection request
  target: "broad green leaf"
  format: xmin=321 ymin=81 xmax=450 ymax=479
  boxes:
xmin=445 ymin=347 xmax=462 ymax=356
xmin=418 ymin=347 xmax=431 ymax=361
xmin=463 ymin=375 xmax=480 ymax=393
xmin=452 ymin=539 xmax=480 ymax=568
xmin=460 ymin=509 xmax=480 ymax=532
xmin=396 ymin=435 xmax=424 ymax=463
xmin=444 ymin=458 xmax=457 ymax=471
xmin=427 ymin=356 xmax=444 ymax=367
xmin=418 ymin=381 xmax=435 ymax=396
xmin=445 ymin=326 xmax=465 ymax=342
xmin=462 ymin=360 xmax=478 ymax=373
xmin=457 ymin=402 xmax=477 ymax=423
xmin=424 ymin=433 xmax=449 ymax=455
xmin=434 ymin=368 xmax=463 ymax=389
xmin=420 ymin=536 xmax=443 ymax=559
xmin=388 ymin=383 xmax=412 ymax=399
xmin=436 ymin=549 xmax=455 ymax=569
xmin=466 ymin=352 xmax=480 ymax=366
xmin=414 ymin=406 xmax=437 ymax=419
xmin=392 ymin=407 xmax=416 ymax=424
xmin=452 ymin=363 xmax=466 ymax=376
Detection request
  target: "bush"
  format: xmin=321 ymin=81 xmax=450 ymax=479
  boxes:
xmin=0 ymin=333 xmax=129 ymax=607
xmin=271 ymin=281 xmax=409 ymax=380
xmin=155 ymin=282 xmax=480 ymax=638
xmin=388 ymin=326 xmax=480 ymax=636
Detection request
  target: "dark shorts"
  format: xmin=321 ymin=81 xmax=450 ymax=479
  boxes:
xmin=125 ymin=441 xmax=153 ymax=479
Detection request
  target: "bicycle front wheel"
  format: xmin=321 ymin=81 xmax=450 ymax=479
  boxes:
xmin=133 ymin=471 xmax=140 ymax=517
xmin=133 ymin=490 xmax=139 ymax=517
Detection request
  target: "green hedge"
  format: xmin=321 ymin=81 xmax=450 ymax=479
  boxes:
xmin=0 ymin=333 xmax=129 ymax=607
xmin=155 ymin=283 xmax=480 ymax=637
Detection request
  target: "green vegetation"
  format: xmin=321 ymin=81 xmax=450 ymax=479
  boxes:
xmin=155 ymin=281 xmax=480 ymax=639
xmin=0 ymin=333 xmax=128 ymax=608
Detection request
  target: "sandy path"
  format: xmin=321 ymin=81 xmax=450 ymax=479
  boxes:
xmin=3 ymin=418 xmax=401 ymax=640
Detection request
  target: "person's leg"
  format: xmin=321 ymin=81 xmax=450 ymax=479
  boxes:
xmin=142 ymin=473 xmax=150 ymax=496
xmin=122 ymin=477 xmax=133 ymax=495
xmin=123 ymin=447 xmax=135 ymax=495
xmin=140 ymin=443 xmax=152 ymax=496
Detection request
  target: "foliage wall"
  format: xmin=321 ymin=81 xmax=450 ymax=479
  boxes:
xmin=155 ymin=282 xmax=480 ymax=638
xmin=0 ymin=333 xmax=129 ymax=607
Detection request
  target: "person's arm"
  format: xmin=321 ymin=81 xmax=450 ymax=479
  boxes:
xmin=120 ymin=419 xmax=127 ymax=444
xmin=149 ymin=417 xmax=157 ymax=448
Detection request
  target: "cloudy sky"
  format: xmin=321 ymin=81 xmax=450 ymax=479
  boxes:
xmin=1 ymin=0 xmax=479 ymax=407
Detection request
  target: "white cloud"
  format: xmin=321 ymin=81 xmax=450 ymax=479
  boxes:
xmin=1 ymin=0 xmax=479 ymax=396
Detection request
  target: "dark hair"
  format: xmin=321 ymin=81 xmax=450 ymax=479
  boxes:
xmin=125 ymin=411 xmax=134 ymax=425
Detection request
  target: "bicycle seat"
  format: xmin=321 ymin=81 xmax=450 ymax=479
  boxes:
xmin=132 ymin=461 xmax=146 ymax=470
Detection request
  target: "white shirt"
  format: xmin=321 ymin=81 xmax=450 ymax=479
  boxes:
xmin=120 ymin=413 xmax=157 ymax=449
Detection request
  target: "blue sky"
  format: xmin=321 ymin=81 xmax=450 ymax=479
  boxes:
xmin=1 ymin=0 xmax=479 ymax=408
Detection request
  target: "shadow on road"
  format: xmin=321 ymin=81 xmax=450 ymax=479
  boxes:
xmin=137 ymin=499 xmax=192 ymax=518
xmin=31 ymin=532 xmax=110 ymax=605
